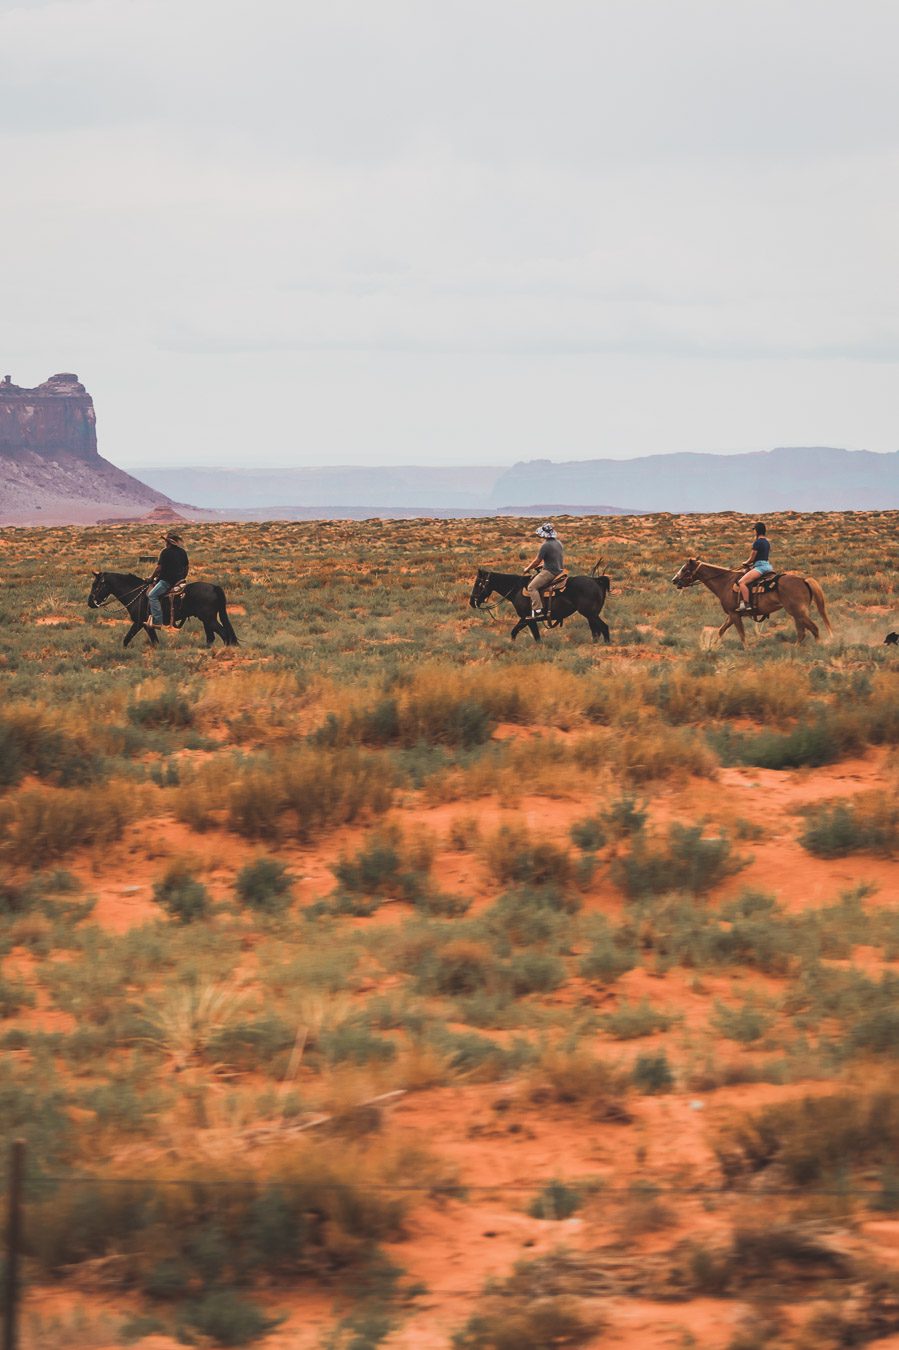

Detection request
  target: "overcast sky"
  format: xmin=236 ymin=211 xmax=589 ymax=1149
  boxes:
xmin=1 ymin=0 xmax=898 ymax=468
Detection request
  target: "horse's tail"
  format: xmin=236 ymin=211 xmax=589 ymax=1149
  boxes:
xmin=216 ymin=588 xmax=239 ymax=645
xmin=806 ymin=577 xmax=833 ymax=636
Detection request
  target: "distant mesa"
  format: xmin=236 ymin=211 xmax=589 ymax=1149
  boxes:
xmin=0 ymin=371 xmax=96 ymax=461
xmin=0 ymin=371 xmax=189 ymax=526
xmin=98 ymin=504 xmax=190 ymax=526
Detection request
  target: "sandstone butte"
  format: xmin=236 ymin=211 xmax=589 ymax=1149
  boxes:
xmin=0 ymin=371 xmax=98 ymax=460
xmin=0 ymin=371 xmax=182 ymax=526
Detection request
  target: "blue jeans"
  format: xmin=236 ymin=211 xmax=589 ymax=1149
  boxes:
xmin=148 ymin=580 xmax=171 ymax=625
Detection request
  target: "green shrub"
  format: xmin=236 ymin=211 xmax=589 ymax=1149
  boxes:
xmin=153 ymin=859 xmax=211 ymax=923
xmin=224 ymin=748 xmax=393 ymax=843
xmin=507 ymin=951 xmax=565 ymax=996
xmin=0 ymin=786 xmax=135 ymax=864
xmin=0 ymin=976 xmax=35 ymax=1019
xmin=613 ymin=823 xmax=741 ymax=899
xmin=420 ymin=940 xmax=495 ymax=997
xmin=727 ymin=712 xmax=865 ymax=770
xmin=27 ymin=1162 xmax=408 ymax=1289
xmin=579 ymin=937 xmax=637 ymax=983
xmin=607 ymin=794 xmax=646 ymax=838
xmin=234 ymin=857 xmax=293 ymax=912
xmin=333 ymin=827 xmax=433 ymax=906
xmin=128 ymin=688 xmax=194 ymax=729
xmin=631 ymin=1051 xmax=674 ymax=1093
xmin=712 ymin=999 xmax=774 ymax=1045
xmin=485 ymin=885 xmax=580 ymax=948
xmin=569 ymin=815 xmax=606 ymax=851
xmin=717 ymin=1090 xmax=899 ymax=1184
xmin=603 ymin=998 xmax=674 ymax=1040
xmin=178 ymin=1291 xmax=282 ymax=1346
xmin=0 ymin=707 xmax=101 ymax=789
xmin=527 ymin=1180 xmax=583 ymax=1220
xmin=483 ymin=826 xmax=577 ymax=889
xmin=800 ymin=798 xmax=898 ymax=858
xmin=452 ymin=1251 xmax=598 ymax=1349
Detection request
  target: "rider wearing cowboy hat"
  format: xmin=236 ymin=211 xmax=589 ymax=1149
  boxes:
xmin=525 ymin=523 xmax=563 ymax=619
xmin=147 ymin=531 xmax=189 ymax=628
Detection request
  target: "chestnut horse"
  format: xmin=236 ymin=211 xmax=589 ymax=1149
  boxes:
xmin=672 ymin=559 xmax=832 ymax=645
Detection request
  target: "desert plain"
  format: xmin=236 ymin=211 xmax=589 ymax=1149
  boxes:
xmin=1 ymin=510 xmax=899 ymax=1350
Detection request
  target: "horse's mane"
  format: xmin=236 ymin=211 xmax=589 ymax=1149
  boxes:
xmin=105 ymin=571 xmax=146 ymax=586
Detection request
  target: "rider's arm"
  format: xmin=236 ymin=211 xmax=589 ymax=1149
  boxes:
xmin=525 ymin=553 xmax=541 ymax=571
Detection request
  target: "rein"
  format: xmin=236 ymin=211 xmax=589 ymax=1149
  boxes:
xmin=94 ymin=578 xmax=151 ymax=609
xmin=474 ymin=573 xmax=525 ymax=620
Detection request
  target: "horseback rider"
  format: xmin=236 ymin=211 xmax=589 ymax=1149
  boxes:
xmin=525 ymin=523 xmax=564 ymax=619
xmin=147 ymin=531 xmax=189 ymax=628
xmin=736 ymin=521 xmax=773 ymax=612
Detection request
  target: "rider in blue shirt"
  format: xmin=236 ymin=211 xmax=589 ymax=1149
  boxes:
xmin=737 ymin=522 xmax=773 ymax=611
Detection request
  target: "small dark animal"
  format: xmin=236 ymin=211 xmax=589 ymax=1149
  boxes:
xmin=87 ymin=571 xmax=239 ymax=648
xmin=886 ymin=632 xmax=899 ymax=645
xmin=469 ymin=567 xmax=611 ymax=643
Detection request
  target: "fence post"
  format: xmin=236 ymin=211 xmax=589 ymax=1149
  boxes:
xmin=3 ymin=1140 xmax=24 ymax=1350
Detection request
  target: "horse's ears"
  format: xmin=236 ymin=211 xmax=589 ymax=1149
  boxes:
xmin=92 ymin=569 xmax=100 ymax=576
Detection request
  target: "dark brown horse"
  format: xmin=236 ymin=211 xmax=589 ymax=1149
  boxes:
xmin=469 ymin=567 xmax=611 ymax=643
xmin=87 ymin=571 xmax=239 ymax=648
xmin=672 ymin=559 xmax=832 ymax=645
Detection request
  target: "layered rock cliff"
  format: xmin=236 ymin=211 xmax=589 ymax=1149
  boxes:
xmin=0 ymin=372 xmax=98 ymax=461
xmin=0 ymin=372 xmax=177 ymax=525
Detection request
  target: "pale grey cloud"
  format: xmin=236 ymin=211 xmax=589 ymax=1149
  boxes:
xmin=1 ymin=0 xmax=898 ymax=467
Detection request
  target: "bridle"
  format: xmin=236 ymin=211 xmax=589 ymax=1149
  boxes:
xmin=91 ymin=575 xmax=151 ymax=609
xmin=471 ymin=570 xmax=521 ymax=620
xmin=672 ymin=560 xmax=702 ymax=590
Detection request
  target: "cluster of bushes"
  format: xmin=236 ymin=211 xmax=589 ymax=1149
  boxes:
xmin=326 ymin=826 xmax=462 ymax=915
xmin=0 ymin=705 xmax=102 ymax=789
xmin=317 ymin=666 xmax=524 ymax=750
xmin=25 ymin=1153 xmax=410 ymax=1344
xmin=717 ymin=1090 xmax=899 ymax=1184
xmin=800 ymin=790 xmax=899 ymax=858
xmin=177 ymin=746 xmax=393 ymax=842
xmin=612 ymin=822 xmax=742 ymax=899
xmin=0 ymin=784 xmax=137 ymax=864
xmin=452 ymin=1249 xmax=603 ymax=1349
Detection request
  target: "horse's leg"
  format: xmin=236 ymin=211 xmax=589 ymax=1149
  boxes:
xmin=717 ymin=615 xmax=733 ymax=642
xmin=123 ymin=622 xmax=141 ymax=648
xmin=510 ymin=619 xmax=527 ymax=640
xmin=147 ymin=625 xmax=160 ymax=646
xmin=528 ymin=619 xmax=541 ymax=642
xmin=599 ymin=618 xmax=611 ymax=644
xmin=732 ymin=615 xmax=747 ymax=647
xmin=202 ymin=621 xmax=217 ymax=647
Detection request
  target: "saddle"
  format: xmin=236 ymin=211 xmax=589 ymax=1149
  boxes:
xmin=522 ymin=570 xmax=569 ymax=622
xmin=522 ymin=570 xmax=570 ymax=599
xmin=732 ymin=571 xmax=782 ymax=620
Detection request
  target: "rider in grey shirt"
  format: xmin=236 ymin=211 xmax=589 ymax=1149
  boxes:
xmin=525 ymin=523 xmax=564 ymax=617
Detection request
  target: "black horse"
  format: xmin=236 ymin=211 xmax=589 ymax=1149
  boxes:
xmin=87 ymin=571 xmax=239 ymax=648
xmin=469 ymin=568 xmax=611 ymax=643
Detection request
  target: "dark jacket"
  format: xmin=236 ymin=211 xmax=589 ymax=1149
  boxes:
xmin=156 ymin=544 xmax=189 ymax=585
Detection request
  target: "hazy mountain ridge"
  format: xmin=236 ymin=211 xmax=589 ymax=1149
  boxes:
xmin=491 ymin=447 xmax=899 ymax=512
xmin=136 ymin=447 xmax=898 ymax=515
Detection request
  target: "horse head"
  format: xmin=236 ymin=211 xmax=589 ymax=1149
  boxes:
xmin=469 ymin=568 xmax=492 ymax=609
xmin=87 ymin=571 xmax=110 ymax=608
xmin=672 ymin=558 xmax=701 ymax=590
